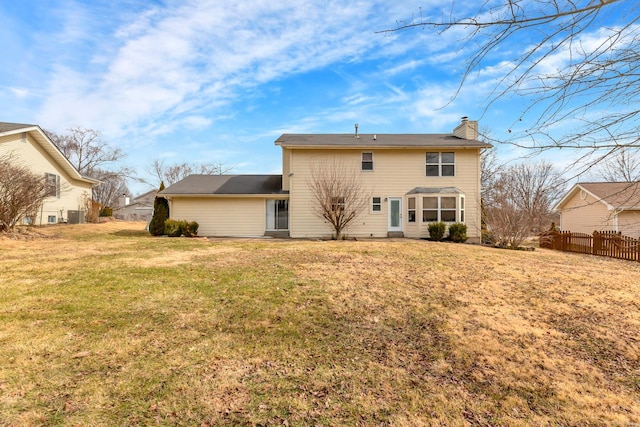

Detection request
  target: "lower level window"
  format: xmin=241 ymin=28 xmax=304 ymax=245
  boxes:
xmin=47 ymin=215 xmax=57 ymax=224
xmin=407 ymin=197 xmax=416 ymax=222
xmin=422 ymin=196 xmax=458 ymax=222
xmin=371 ymin=197 xmax=382 ymax=212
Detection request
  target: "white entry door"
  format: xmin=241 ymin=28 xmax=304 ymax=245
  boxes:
xmin=388 ymin=197 xmax=402 ymax=232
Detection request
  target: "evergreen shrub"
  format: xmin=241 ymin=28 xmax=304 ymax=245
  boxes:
xmin=448 ymin=222 xmax=468 ymax=243
xmin=428 ymin=222 xmax=447 ymax=241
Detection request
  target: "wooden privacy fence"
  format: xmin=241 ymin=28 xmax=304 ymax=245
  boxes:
xmin=540 ymin=230 xmax=640 ymax=262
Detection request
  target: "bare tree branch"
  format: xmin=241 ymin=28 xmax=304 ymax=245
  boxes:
xmin=380 ymin=1 xmax=640 ymax=174
xmin=484 ymin=160 xmax=564 ymax=246
xmin=145 ymin=159 xmax=234 ymax=187
xmin=0 ymin=153 xmax=47 ymax=231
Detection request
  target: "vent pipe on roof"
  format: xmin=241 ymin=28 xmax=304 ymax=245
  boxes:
xmin=355 ymin=123 xmax=359 ymax=138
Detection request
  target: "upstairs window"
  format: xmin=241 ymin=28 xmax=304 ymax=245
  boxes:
xmin=45 ymin=173 xmax=60 ymax=198
xmin=361 ymin=152 xmax=373 ymax=171
xmin=426 ymin=152 xmax=455 ymax=177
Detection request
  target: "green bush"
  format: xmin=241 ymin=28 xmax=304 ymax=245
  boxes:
xmin=164 ymin=219 xmax=183 ymax=237
xmin=185 ymin=221 xmax=199 ymax=237
xmin=164 ymin=220 xmax=199 ymax=237
xmin=99 ymin=206 xmax=113 ymax=217
xmin=448 ymin=222 xmax=468 ymax=243
xmin=149 ymin=183 xmax=169 ymax=236
xmin=428 ymin=222 xmax=447 ymax=241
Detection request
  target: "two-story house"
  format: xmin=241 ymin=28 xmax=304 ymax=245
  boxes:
xmin=0 ymin=122 xmax=97 ymax=225
xmin=160 ymin=118 xmax=491 ymax=242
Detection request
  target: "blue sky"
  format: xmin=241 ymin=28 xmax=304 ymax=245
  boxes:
xmin=0 ymin=1 xmax=625 ymax=193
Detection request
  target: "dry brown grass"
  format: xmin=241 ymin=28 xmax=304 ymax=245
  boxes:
xmin=1 ymin=221 xmax=639 ymax=426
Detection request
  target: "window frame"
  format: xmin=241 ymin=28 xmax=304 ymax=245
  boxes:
xmin=331 ymin=196 xmax=346 ymax=213
xmin=425 ymin=152 xmax=455 ymax=177
xmin=421 ymin=195 xmax=463 ymax=223
xmin=45 ymin=173 xmax=60 ymax=198
xmin=361 ymin=152 xmax=374 ymax=171
xmin=407 ymin=197 xmax=416 ymax=223
xmin=371 ymin=196 xmax=382 ymax=214
xmin=47 ymin=215 xmax=57 ymax=224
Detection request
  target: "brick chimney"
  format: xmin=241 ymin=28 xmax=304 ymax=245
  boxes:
xmin=453 ymin=116 xmax=478 ymax=140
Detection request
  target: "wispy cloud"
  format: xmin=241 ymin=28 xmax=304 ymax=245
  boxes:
xmin=33 ymin=1 xmax=418 ymax=138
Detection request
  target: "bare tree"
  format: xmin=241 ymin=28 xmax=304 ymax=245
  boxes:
xmin=484 ymin=160 xmax=564 ymax=247
xmin=45 ymin=128 xmax=126 ymax=177
xmin=0 ymin=154 xmax=47 ymax=232
xmin=380 ymin=1 xmax=640 ymax=173
xmin=595 ymin=147 xmax=640 ymax=182
xmin=307 ymin=158 xmax=370 ymax=240
xmin=91 ymin=168 xmax=130 ymax=208
xmin=45 ymin=128 xmax=132 ymax=207
xmin=481 ymin=146 xmax=503 ymax=200
xmin=146 ymin=159 xmax=234 ymax=187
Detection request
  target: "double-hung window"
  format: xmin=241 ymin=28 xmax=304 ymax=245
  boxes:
xmin=407 ymin=197 xmax=416 ymax=222
xmin=331 ymin=197 xmax=345 ymax=213
xmin=45 ymin=173 xmax=60 ymax=198
xmin=371 ymin=197 xmax=382 ymax=213
xmin=426 ymin=152 xmax=455 ymax=177
xmin=361 ymin=152 xmax=373 ymax=171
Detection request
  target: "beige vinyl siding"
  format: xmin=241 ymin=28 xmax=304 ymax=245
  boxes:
xmin=616 ymin=211 xmax=640 ymax=239
xmin=282 ymin=148 xmax=291 ymax=191
xmin=0 ymin=133 xmax=92 ymax=225
xmin=287 ymin=148 xmax=482 ymax=241
xmin=168 ymin=197 xmax=266 ymax=237
xmin=560 ymin=191 xmax=615 ymax=233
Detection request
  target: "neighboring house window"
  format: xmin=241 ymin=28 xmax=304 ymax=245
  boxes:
xmin=371 ymin=197 xmax=382 ymax=213
xmin=426 ymin=152 xmax=455 ymax=177
xmin=407 ymin=197 xmax=416 ymax=222
xmin=45 ymin=173 xmax=60 ymax=198
xmin=331 ymin=197 xmax=345 ymax=213
xmin=48 ymin=215 xmax=56 ymax=224
xmin=422 ymin=196 xmax=458 ymax=222
xmin=362 ymin=152 xmax=373 ymax=171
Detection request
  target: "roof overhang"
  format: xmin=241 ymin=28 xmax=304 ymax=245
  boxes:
xmin=162 ymin=193 xmax=290 ymax=199
xmin=0 ymin=124 xmax=99 ymax=186
xmin=553 ymin=183 xmax=640 ymax=213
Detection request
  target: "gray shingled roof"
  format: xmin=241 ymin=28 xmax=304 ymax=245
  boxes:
xmin=160 ymin=175 xmax=287 ymax=196
xmin=0 ymin=122 xmax=37 ymax=133
xmin=275 ymin=134 xmax=491 ymax=148
xmin=406 ymin=187 xmax=465 ymax=195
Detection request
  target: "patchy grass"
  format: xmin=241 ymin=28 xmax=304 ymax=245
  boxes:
xmin=1 ymin=221 xmax=639 ymax=426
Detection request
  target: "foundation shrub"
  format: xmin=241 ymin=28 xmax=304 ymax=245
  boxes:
xmin=428 ymin=222 xmax=447 ymax=241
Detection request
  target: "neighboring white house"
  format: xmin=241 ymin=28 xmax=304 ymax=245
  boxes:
xmin=161 ymin=118 xmax=491 ymax=242
xmin=0 ymin=122 xmax=98 ymax=225
xmin=555 ymin=182 xmax=640 ymax=238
